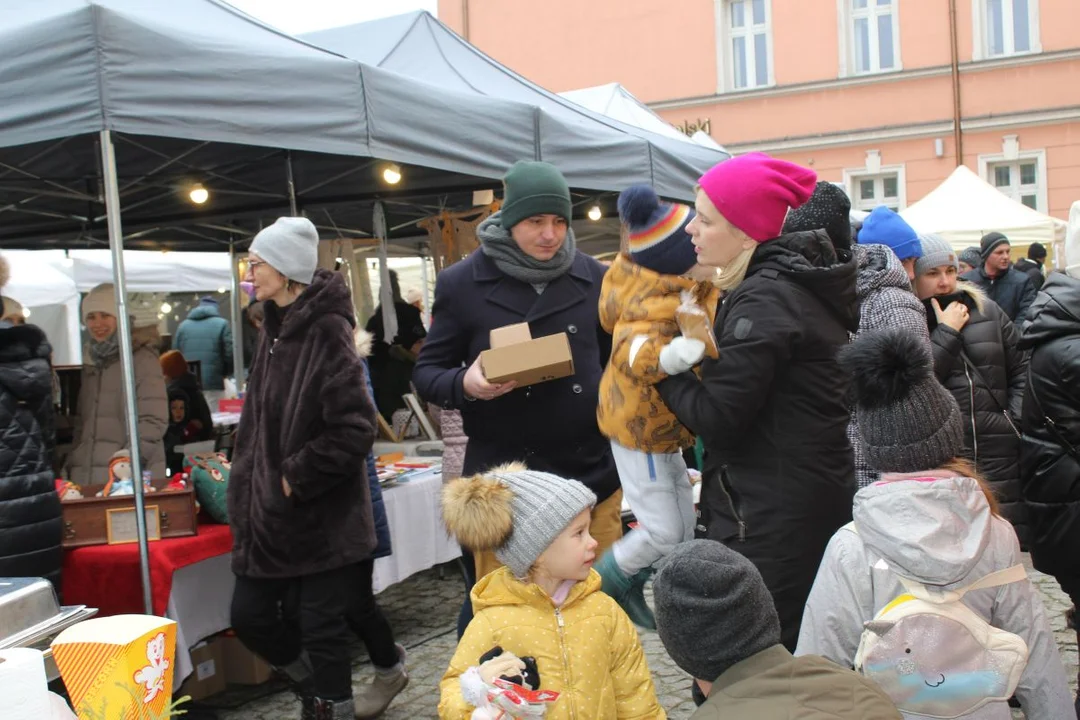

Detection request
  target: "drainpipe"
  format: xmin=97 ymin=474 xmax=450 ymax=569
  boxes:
xmin=461 ymin=0 xmax=470 ymax=41
xmin=949 ymin=0 xmax=964 ymax=166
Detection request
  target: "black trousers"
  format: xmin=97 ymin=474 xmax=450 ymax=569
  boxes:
xmin=231 ymin=564 xmax=356 ymax=701
xmin=345 ymin=558 xmax=399 ymax=669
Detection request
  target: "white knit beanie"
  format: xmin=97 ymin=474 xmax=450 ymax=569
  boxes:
xmin=249 ymin=217 xmax=319 ymax=284
xmin=83 ymin=283 xmax=118 ymax=323
xmin=1067 ymin=200 xmax=1080 ymax=279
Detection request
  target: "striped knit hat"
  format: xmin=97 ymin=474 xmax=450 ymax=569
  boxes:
xmin=618 ymin=184 xmax=697 ymax=275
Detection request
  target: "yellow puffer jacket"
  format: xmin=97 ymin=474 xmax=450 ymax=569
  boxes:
xmin=597 ymin=254 xmax=718 ymax=453
xmin=438 ymin=567 xmax=666 ymax=720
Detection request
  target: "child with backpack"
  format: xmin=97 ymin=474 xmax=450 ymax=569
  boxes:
xmin=439 ymin=463 xmax=665 ymax=720
xmin=594 ymin=185 xmax=719 ymax=629
xmin=796 ymin=328 xmax=1072 ymax=719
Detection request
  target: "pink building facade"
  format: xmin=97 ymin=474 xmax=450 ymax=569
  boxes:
xmin=438 ymin=0 xmax=1080 ymax=220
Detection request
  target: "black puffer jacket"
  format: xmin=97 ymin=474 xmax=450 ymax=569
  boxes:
xmin=659 ymin=231 xmax=859 ymax=651
xmin=961 ymin=264 xmax=1037 ymax=322
xmin=1019 ymin=273 xmax=1080 ymax=596
xmin=0 ymin=321 xmax=61 ymax=591
xmin=924 ymin=283 xmax=1028 ymax=544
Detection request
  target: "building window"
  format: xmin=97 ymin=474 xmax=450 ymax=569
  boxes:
xmin=850 ymin=0 xmax=899 ymax=74
xmin=976 ymin=0 xmax=1039 ymax=59
xmin=722 ymin=0 xmax=773 ymax=90
xmin=850 ymin=172 xmax=902 ymax=212
xmin=987 ymin=159 xmax=1040 ymax=210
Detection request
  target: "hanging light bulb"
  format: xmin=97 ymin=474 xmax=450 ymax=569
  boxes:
xmin=189 ymin=183 xmax=209 ymax=204
xmin=160 ymin=302 xmax=172 ymax=314
xmin=588 ymin=205 xmax=602 ymax=221
xmin=217 ymin=287 xmax=227 ymax=294
xmin=382 ymin=164 xmax=402 ymax=185
xmin=22 ymin=307 xmax=31 ymax=319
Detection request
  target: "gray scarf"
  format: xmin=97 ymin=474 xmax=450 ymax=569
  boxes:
xmin=89 ymin=333 xmax=120 ymax=367
xmin=478 ymin=213 xmax=576 ymax=285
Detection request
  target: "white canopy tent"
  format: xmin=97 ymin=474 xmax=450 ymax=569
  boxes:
xmin=901 ymin=166 xmax=1067 ymax=262
xmin=559 ymin=83 xmax=728 ymax=152
xmin=3 ymin=250 xmax=234 ymax=365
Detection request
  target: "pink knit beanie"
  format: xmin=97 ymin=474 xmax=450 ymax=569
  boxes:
xmin=698 ymin=153 xmax=818 ymax=242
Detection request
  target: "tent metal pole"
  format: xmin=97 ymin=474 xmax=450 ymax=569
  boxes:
xmin=285 ymin=152 xmax=298 ymax=215
xmin=420 ymin=253 xmax=431 ymax=327
xmin=229 ymin=240 xmax=245 ymax=388
xmin=99 ymin=129 xmax=153 ymax=615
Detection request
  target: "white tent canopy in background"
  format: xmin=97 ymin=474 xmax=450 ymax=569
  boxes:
xmin=2 ymin=250 xmax=234 ymax=365
xmin=900 ymin=166 xmax=1067 ymax=259
xmin=559 ymin=83 xmax=728 ymax=152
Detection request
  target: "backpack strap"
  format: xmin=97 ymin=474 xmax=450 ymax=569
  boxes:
xmin=896 ymin=564 xmax=1026 ymax=603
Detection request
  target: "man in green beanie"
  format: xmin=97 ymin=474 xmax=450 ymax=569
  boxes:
xmin=414 ymin=160 xmax=621 ymax=637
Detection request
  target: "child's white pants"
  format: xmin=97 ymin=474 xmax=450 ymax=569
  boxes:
xmin=609 ymin=441 xmax=696 ymax=576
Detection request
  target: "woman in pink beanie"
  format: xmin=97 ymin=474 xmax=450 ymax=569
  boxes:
xmin=656 ymin=152 xmax=861 ymax=655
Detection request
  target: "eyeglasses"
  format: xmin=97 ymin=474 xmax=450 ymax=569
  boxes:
xmin=247 ymin=259 xmax=267 ymax=271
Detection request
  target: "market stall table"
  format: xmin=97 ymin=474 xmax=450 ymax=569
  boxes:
xmin=61 ymin=469 xmax=459 ymax=685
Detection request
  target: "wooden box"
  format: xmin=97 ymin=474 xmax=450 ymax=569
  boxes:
xmin=61 ymin=479 xmax=197 ymax=548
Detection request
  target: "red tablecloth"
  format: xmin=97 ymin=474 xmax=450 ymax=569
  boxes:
xmin=62 ymin=523 xmax=234 ymax=617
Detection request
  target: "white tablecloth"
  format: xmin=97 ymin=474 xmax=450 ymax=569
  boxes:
xmin=167 ymin=468 xmax=459 ymax=683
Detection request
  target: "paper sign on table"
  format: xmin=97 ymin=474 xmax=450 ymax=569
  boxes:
xmin=51 ymin=615 xmax=177 ymax=719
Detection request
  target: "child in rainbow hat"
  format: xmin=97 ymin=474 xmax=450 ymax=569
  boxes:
xmin=594 ymin=184 xmax=719 ymax=629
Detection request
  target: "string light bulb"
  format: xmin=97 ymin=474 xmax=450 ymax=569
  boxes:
xmin=588 ymin=205 xmax=602 ymax=221
xmin=189 ymin=183 xmax=209 ymax=204
xmin=382 ymin=164 xmax=402 ymax=185
xmin=160 ymin=302 xmax=172 ymax=314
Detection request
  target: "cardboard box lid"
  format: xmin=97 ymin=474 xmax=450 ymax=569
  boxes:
xmin=480 ymin=333 xmax=574 ymax=386
xmin=489 ymin=322 xmax=532 ymax=348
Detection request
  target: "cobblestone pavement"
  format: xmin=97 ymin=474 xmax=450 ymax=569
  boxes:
xmin=216 ymin=555 xmax=1076 ymax=720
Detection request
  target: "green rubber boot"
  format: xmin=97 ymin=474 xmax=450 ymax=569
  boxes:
xmin=594 ymin=552 xmax=656 ymax=630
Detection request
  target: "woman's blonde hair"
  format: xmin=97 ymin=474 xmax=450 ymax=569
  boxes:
xmin=940 ymin=457 xmax=1001 ymax=516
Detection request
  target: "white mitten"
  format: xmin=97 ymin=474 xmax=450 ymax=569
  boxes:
xmin=659 ymin=337 xmax=706 ymax=375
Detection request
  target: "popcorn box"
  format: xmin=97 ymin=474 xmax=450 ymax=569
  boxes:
xmin=51 ymin=615 xmax=177 ymax=720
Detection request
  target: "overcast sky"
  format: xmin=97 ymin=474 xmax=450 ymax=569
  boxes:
xmin=228 ymin=0 xmax=438 ymax=34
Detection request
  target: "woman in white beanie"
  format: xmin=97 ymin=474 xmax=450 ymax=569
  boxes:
xmin=229 ymin=217 xmax=400 ymax=720
xmin=66 ymin=283 xmax=168 ymax=485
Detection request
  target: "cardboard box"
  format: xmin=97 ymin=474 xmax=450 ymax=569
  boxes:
xmin=480 ymin=323 xmax=574 ymax=386
xmin=177 ymin=636 xmax=226 ymax=700
xmin=219 ymin=633 xmax=273 ymax=685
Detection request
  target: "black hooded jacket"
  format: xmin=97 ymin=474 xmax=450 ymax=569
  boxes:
xmin=659 ymin=231 xmax=859 ymax=650
xmin=0 ymin=322 xmax=61 ymax=591
xmin=923 ymin=284 xmax=1027 ymax=545
xmin=1019 ymin=273 xmax=1080 ymax=594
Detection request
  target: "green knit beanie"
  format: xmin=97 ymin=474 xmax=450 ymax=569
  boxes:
xmin=500 ymin=161 xmax=572 ymax=231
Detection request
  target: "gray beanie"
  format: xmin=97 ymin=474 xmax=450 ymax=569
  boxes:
xmin=915 ymin=232 xmax=958 ymax=277
xmin=653 ymin=539 xmax=781 ymax=682
xmin=840 ymin=328 xmax=964 ymax=473
xmin=249 ymin=217 xmax=319 ymax=284
xmin=441 ymin=463 xmax=596 ymax=578
xmin=959 ymin=246 xmax=982 ymax=269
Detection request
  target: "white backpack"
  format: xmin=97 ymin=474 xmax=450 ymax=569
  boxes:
xmin=853 ymin=536 xmax=1029 ymax=718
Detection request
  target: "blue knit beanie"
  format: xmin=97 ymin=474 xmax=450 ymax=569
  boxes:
xmin=857 ymin=206 xmax=922 ymax=261
xmin=618 ymin=185 xmax=697 ymax=275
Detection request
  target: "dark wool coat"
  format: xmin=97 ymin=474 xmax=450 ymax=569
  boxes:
xmin=659 ymin=231 xmax=860 ymax=652
xmin=360 ymin=349 xmax=391 ymax=560
xmin=413 ymin=247 xmax=618 ymax=501
xmin=0 ymin=321 xmax=62 ymax=590
xmin=1019 ymin=273 xmax=1080 ymax=596
xmin=1015 ymin=257 xmax=1046 ymax=291
xmin=924 ymin=283 xmax=1028 ymax=545
xmin=228 ymin=270 xmax=377 ymax=579
xmin=961 ymin=264 xmax=1037 ymax=323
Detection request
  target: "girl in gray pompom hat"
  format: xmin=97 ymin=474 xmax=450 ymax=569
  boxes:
xmin=439 ymin=463 xmax=664 ymax=719
xmin=797 ymin=328 xmax=1072 ymax=720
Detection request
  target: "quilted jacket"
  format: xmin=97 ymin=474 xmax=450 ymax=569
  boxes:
xmin=439 ymin=567 xmax=665 ymax=720
xmin=0 ymin=321 xmax=62 ymax=590
xmin=174 ymin=300 xmax=233 ymax=390
xmin=597 ymin=253 xmax=719 ymax=453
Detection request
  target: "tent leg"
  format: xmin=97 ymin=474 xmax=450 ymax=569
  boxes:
xmin=100 ymin=129 xmax=153 ymax=616
xmin=420 ymin=253 xmax=431 ymax=327
xmin=229 ymin=241 xmax=245 ymax=389
xmin=285 ymin=151 xmax=298 ymax=216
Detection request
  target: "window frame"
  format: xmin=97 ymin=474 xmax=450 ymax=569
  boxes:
xmin=838 ymin=0 xmax=903 ymax=77
xmin=978 ymin=149 xmax=1048 ymax=213
xmin=972 ymin=0 xmax=1041 ymax=61
xmin=715 ymin=0 xmax=775 ymax=92
xmin=842 ymin=165 xmax=907 ymax=212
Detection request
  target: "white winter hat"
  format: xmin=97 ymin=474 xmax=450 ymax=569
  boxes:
xmin=1067 ymin=200 xmax=1080 ymax=279
xmin=83 ymin=283 xmax=118 ymax=323
xmin=249 ymin=216 xmax=319 ymax=284
xmin=405 ymin=287 xmax=423 ymax=305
